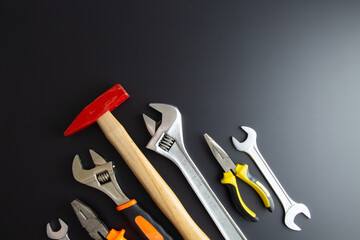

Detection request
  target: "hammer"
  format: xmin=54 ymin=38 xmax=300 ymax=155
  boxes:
xmin=65 ymin=84 xmax=209 ymax=240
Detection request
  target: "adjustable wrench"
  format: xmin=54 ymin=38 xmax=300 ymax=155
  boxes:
xmin=143 ymin=103 xmax=247 ymax=240
xmin=232 ymin=126 xmax=311 ymax=231
xmin=46 ymin=218 xmax=70 ymax=240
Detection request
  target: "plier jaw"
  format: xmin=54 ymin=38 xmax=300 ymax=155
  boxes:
xmin=71 ymin=199 xmax=127 ymax=240
xmin=71 ymin=199 xmax=109 ymax=240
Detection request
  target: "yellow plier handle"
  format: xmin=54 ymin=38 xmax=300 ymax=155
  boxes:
xmin=235 ymin=164 xmax=274 ymax=211
xmin=221 ymin=164 xmax=274 ymax=222
xmin=221 ymin=171 xmax=258 ymax=222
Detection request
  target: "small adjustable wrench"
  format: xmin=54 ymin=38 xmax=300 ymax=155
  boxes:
xmin=143 ymin=103 xmax=247 ymax=240
xmin=232 ymin=126 xmax=311 ymax=231
xmin=46 ymin=218 xmax=70 ymax=240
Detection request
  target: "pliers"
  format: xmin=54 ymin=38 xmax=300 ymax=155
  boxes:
xmin=72 ymin=149 xmax=172 ymax=240
xmin=71 ymin=199 xmax=126 ymax=240
xmin=204 ymin=134 xmax=274 ymax=222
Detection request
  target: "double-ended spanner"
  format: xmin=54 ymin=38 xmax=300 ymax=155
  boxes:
xmin=232 ymin=126 xmax=311 ymax=231
xmin=143 ymin=103 xmax=247 ymax=240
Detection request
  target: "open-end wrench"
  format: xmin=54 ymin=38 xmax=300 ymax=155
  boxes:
xmin=46 ymin=218 xmax=70 ymax=240
xmin=232 ymin=126 xmax=311 ymax=231
xmin=143 ymin=103 xmax=247 ymax=240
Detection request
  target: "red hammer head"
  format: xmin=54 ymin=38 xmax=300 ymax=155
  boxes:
xmin=64 ymin=84 xmax=129 ymax=136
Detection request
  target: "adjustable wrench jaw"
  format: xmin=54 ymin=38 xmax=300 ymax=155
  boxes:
xmin=143 ymin=104 xmax=186 ymax=162
xmin=72 ymin=150 xmax=130 ymax=206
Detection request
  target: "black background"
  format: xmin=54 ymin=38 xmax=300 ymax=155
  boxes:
xmin=2 ymin=0 xmax=360 ymax=239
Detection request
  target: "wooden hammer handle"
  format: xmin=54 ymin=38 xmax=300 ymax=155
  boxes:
xmin=97 ymin=111 xmax=209 ymax=240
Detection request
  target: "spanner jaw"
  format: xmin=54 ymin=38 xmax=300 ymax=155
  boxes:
xmin=46 ymin=218 xmax=69 ymax=240
xmin=231 ymin=126 xmax=257 ymax=153
xmin=284 ymin=203 xmax=311 ymax=231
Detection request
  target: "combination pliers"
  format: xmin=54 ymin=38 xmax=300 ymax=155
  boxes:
xmin=204 ymin=134 xmax=274 ymax=222
xmin=71 ymin=199 xmax=126 ymax=240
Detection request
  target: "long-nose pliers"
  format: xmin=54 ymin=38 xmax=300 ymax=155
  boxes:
xmin=204 ymin=134 xmax=274 ymax=222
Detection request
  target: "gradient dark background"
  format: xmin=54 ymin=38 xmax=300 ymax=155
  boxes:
xmin=2 ymin=0 xmax=360 ymax=239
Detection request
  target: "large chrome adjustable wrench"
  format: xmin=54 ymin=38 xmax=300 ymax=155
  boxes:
xmin=143 ymin=104 xmax=247 ymax=240
xmin=232 ymin=126 xmax=311 ymax=231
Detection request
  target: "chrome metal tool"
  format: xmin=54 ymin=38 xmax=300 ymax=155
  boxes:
xmin=232 ymin=126 xmax=311 ymax=231
xmin=46 ymin=218 xmax=70 ymax=240
xmin=71 ymin=199 xmax=126 ymax=240
xmin=143 ymin=103 xmax=247 ymax=240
